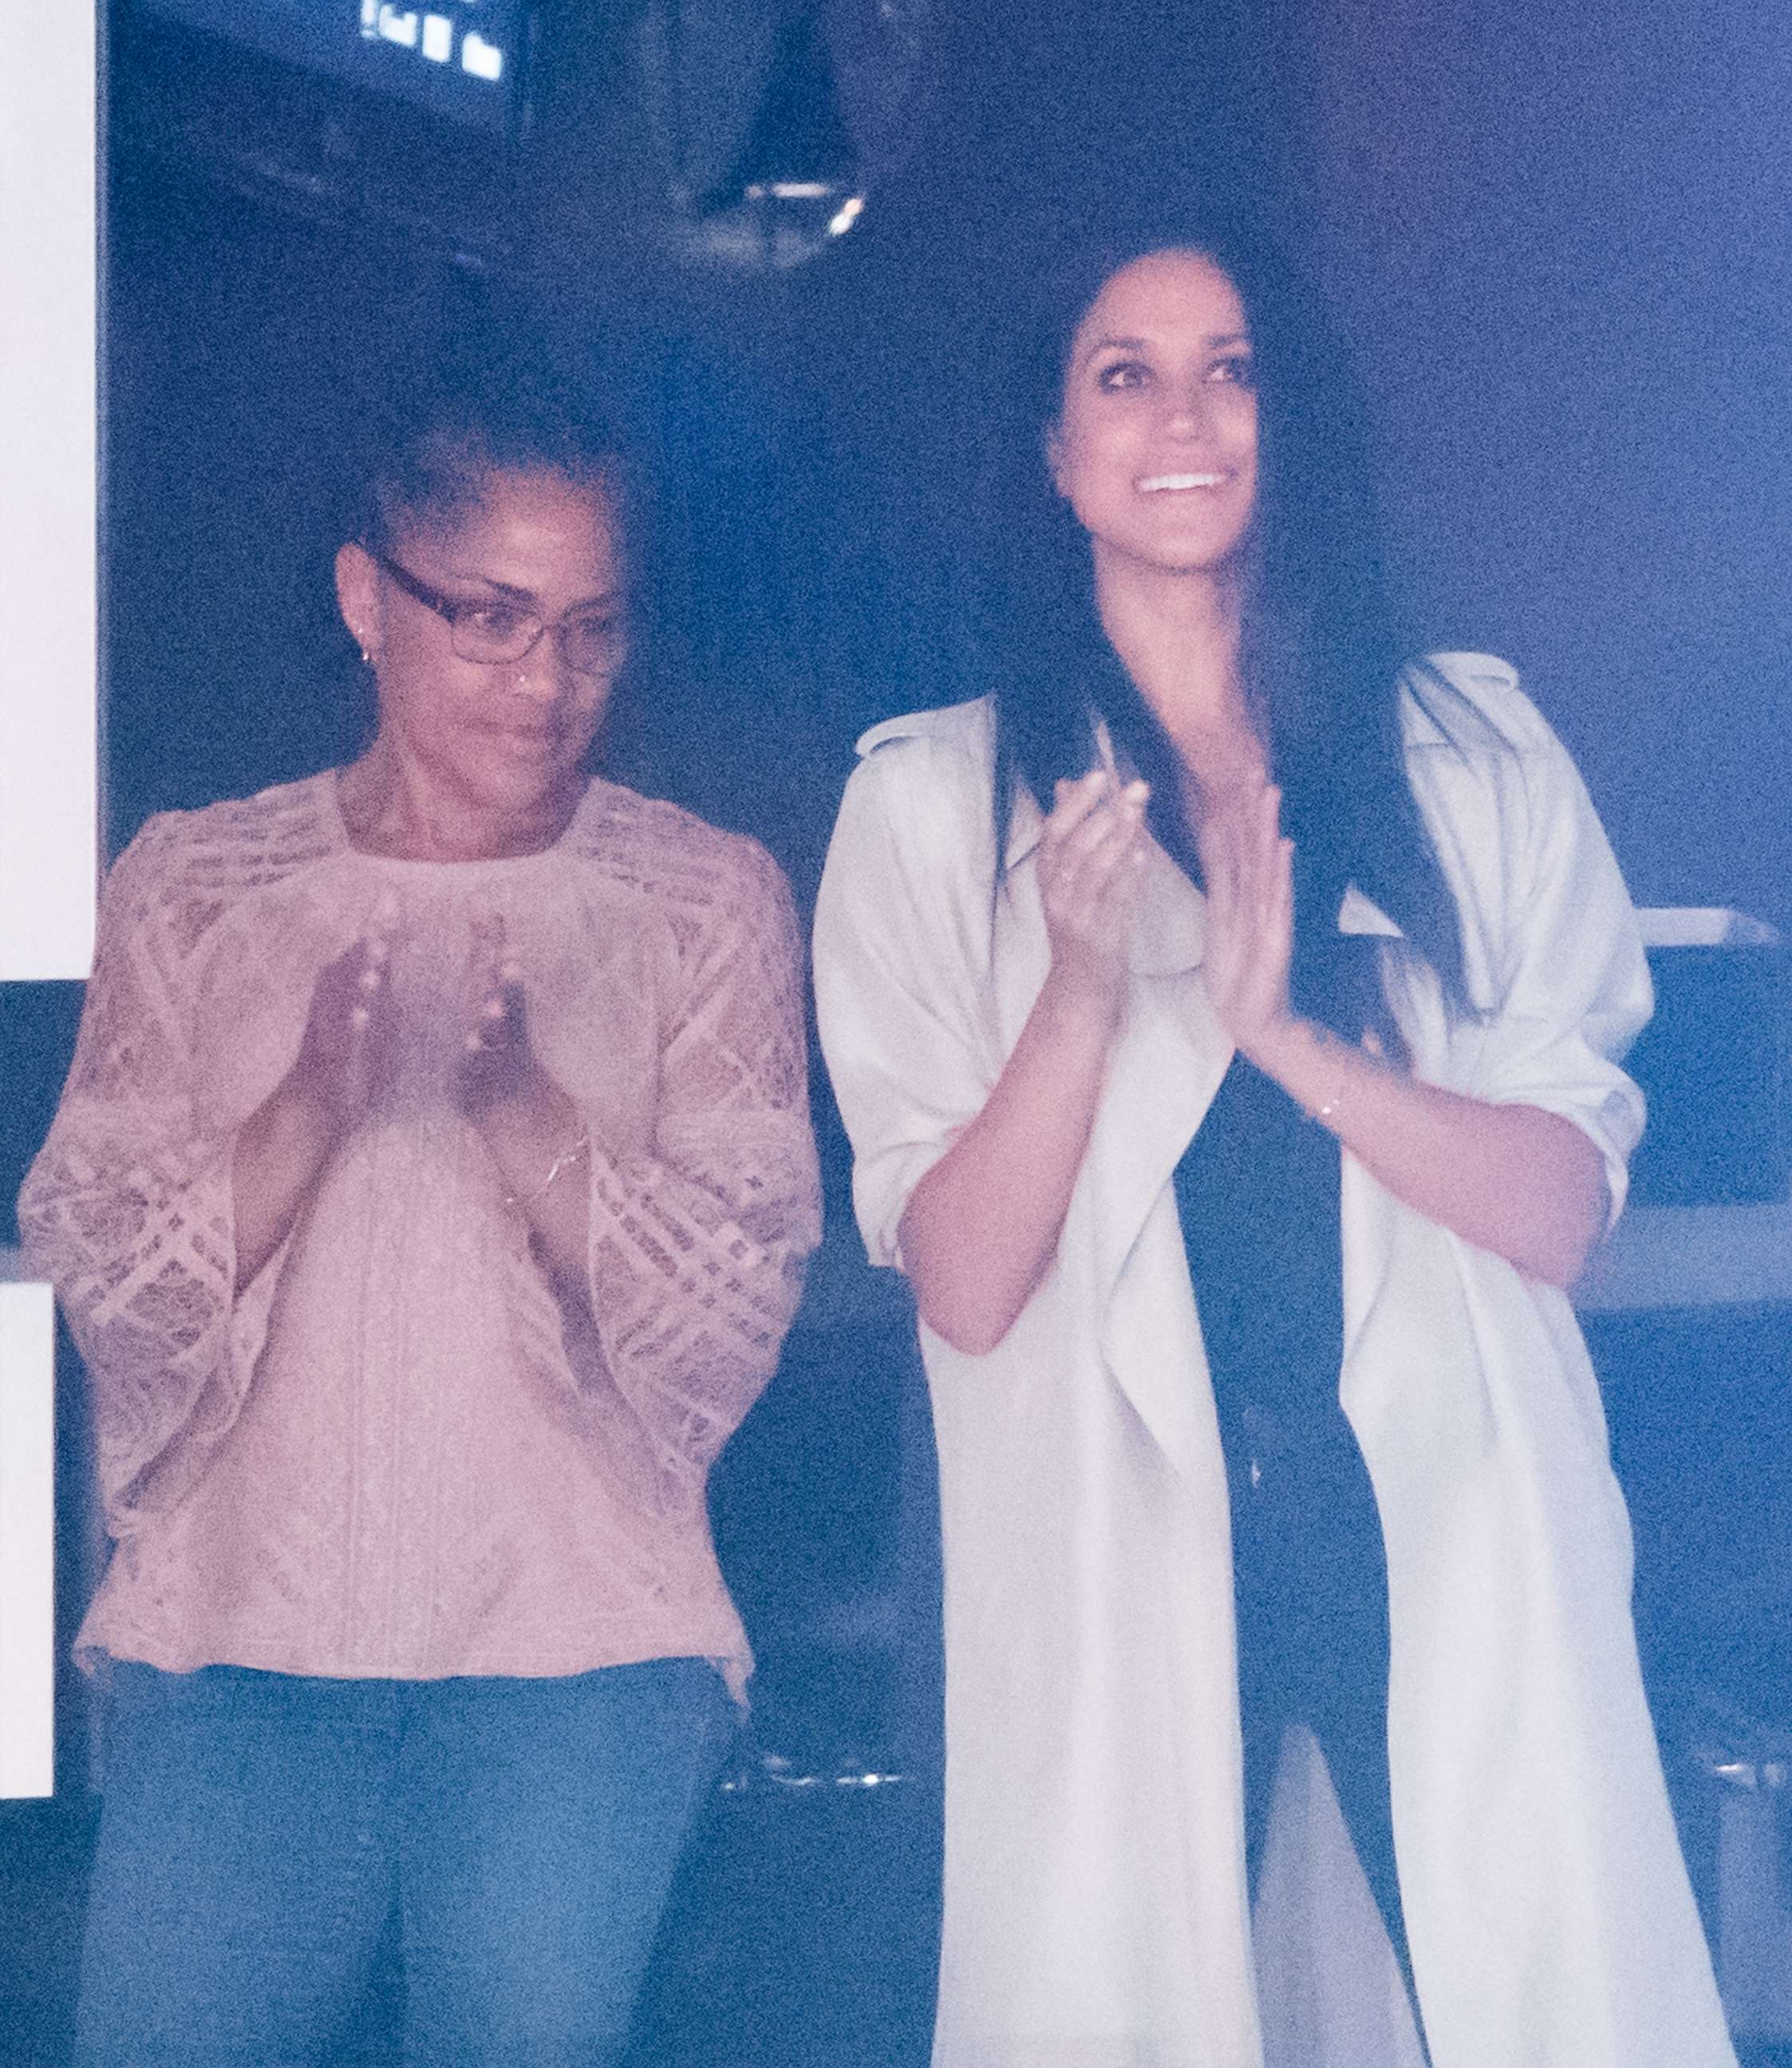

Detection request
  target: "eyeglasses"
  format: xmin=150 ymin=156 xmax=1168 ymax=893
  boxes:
xmin=373 ymin=552 xmax=626 ymax=677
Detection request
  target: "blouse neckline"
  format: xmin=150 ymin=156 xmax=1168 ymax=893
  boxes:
xmin=318 ymin=768 xmax=593 ymax=877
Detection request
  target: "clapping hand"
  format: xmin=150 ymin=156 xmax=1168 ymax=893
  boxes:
xmin=458 ymin=912 xmax=579 ymax=1143
xmin=1195 ymin=778 xmax=1296 ymax=1064
xmin=457 ymin=914 xmax=588 ymax=1272
xmin=289 ymin=889 xmax=402 ymax=1131
xmin=232 ymin=890 xmax=402 ymax=1285
xmin=459 ymin=910 xmax=556 ymax=1123
xmin=1036 ymin=770 xmax=1152 ymax=1019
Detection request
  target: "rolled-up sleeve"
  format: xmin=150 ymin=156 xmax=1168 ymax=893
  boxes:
xmin=1418 ymin=671 xmax=1652 ymax=1229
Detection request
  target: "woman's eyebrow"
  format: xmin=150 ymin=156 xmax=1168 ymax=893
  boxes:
xmin=435 ymin=570 xmax=535 ymax=600
xmin=433 ymin=570 xmax=623 ymax=610
xmin=1080 ymin=329 xmax=1253 ymax=362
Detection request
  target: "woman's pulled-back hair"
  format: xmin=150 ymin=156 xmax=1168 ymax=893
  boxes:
xmin=344 ymin=325 xmax=652 ymax=769
xmin=984 ymin=207 xmax=1470 ymax=1038
xmin=353 ymin=337 xmax=632 ymax=559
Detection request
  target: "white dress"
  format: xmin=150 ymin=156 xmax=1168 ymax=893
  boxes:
xmin=813 ymin=656 xmax=1735 ymax=2068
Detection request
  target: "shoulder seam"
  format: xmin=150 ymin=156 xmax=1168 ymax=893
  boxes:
xmin=855 ymin=697 xmax=993 ymax=760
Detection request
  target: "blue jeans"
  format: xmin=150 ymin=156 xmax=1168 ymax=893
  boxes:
xmin=77 ymin=1658 xmax=734 ymax=2067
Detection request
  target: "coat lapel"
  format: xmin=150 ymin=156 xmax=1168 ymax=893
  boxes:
xmin=1047 ymin=847 xmax=1231 ymax=1480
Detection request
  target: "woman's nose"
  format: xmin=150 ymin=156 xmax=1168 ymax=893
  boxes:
xmin=1162 ymin=385 xmax=1214 ymax=437
xmin=508 ymin=631 xmax=574 ymax=702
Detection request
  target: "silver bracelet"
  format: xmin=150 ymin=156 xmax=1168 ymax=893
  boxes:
xmin=1303 ymin=1033 xmax=1351 ymax=1128
xmin=503 ymin=1127 xmax=590 ymax=1212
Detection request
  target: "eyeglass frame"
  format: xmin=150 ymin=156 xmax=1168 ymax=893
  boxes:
xmin=369 ymin=550 xmax=626 ymax=677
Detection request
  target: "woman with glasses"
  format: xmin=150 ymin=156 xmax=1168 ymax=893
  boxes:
xmin=21 ymin=360 xmax=821 ymax=2067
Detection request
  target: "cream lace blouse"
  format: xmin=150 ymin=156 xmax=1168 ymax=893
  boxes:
xmin=21 ymin=771 xmax=821 ymax=1691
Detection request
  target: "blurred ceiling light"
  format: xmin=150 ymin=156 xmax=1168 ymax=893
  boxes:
xmin=636 ymin=0 xmax=934 ymax=274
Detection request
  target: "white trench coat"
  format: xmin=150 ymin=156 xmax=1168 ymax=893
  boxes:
xmin=813 ymin=656 xmax=1735 ymax=2068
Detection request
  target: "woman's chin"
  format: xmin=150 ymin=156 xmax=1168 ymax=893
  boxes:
xmin=1096 ymin=524 xmax=1251 ymax=586
xmin=390 ymin=745 xmax=585 ymax=841
xmin=463 ymin=734 xmax=583 ymax=802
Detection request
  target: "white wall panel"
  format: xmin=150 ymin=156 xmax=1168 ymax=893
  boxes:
xmin=0 ymin=6 xmax=99 ymax=978
xmin=0 ymin=1273 xmax=55 ymax=1798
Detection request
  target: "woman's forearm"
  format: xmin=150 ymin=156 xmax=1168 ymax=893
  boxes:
xmin=1251 ymin=1018 xmax=1609 ymax=1287
xmin=231 ymin=1080 xmax=341 ymax=1289
xmin=475 ymin=1090 xmax=592 ymax=1299
xmin=898 ymin=973 xmax=1121 ymax=1355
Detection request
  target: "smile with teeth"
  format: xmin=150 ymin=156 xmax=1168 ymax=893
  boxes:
xmin=1137 ymin=471 xmax=1231 ymax=493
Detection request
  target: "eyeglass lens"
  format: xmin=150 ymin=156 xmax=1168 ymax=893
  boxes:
xmin=450 ymin=608 xmax=620 ymax=676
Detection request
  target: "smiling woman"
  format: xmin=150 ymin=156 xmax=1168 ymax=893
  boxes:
xmin=1045 ymin=249 xmax=1259 ymax=591
xmin=813 ymin=215 xmax=1737 ymax=2067
xmin=18 ymin=353 xmax=821 ymax=2068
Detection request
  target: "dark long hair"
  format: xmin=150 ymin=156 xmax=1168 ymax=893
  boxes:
xmin=985 ymin=212 xmax=1470 ymax=1038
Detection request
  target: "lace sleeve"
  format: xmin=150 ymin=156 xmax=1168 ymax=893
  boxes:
xmin=582 ymin=839 xmax=821 ymax=1485
xmin=16 ymin=818 xmax=270 ymax=1527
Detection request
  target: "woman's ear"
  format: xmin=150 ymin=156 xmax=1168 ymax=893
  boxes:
xmin=334 ymin=542 xmax=380 ymax=663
